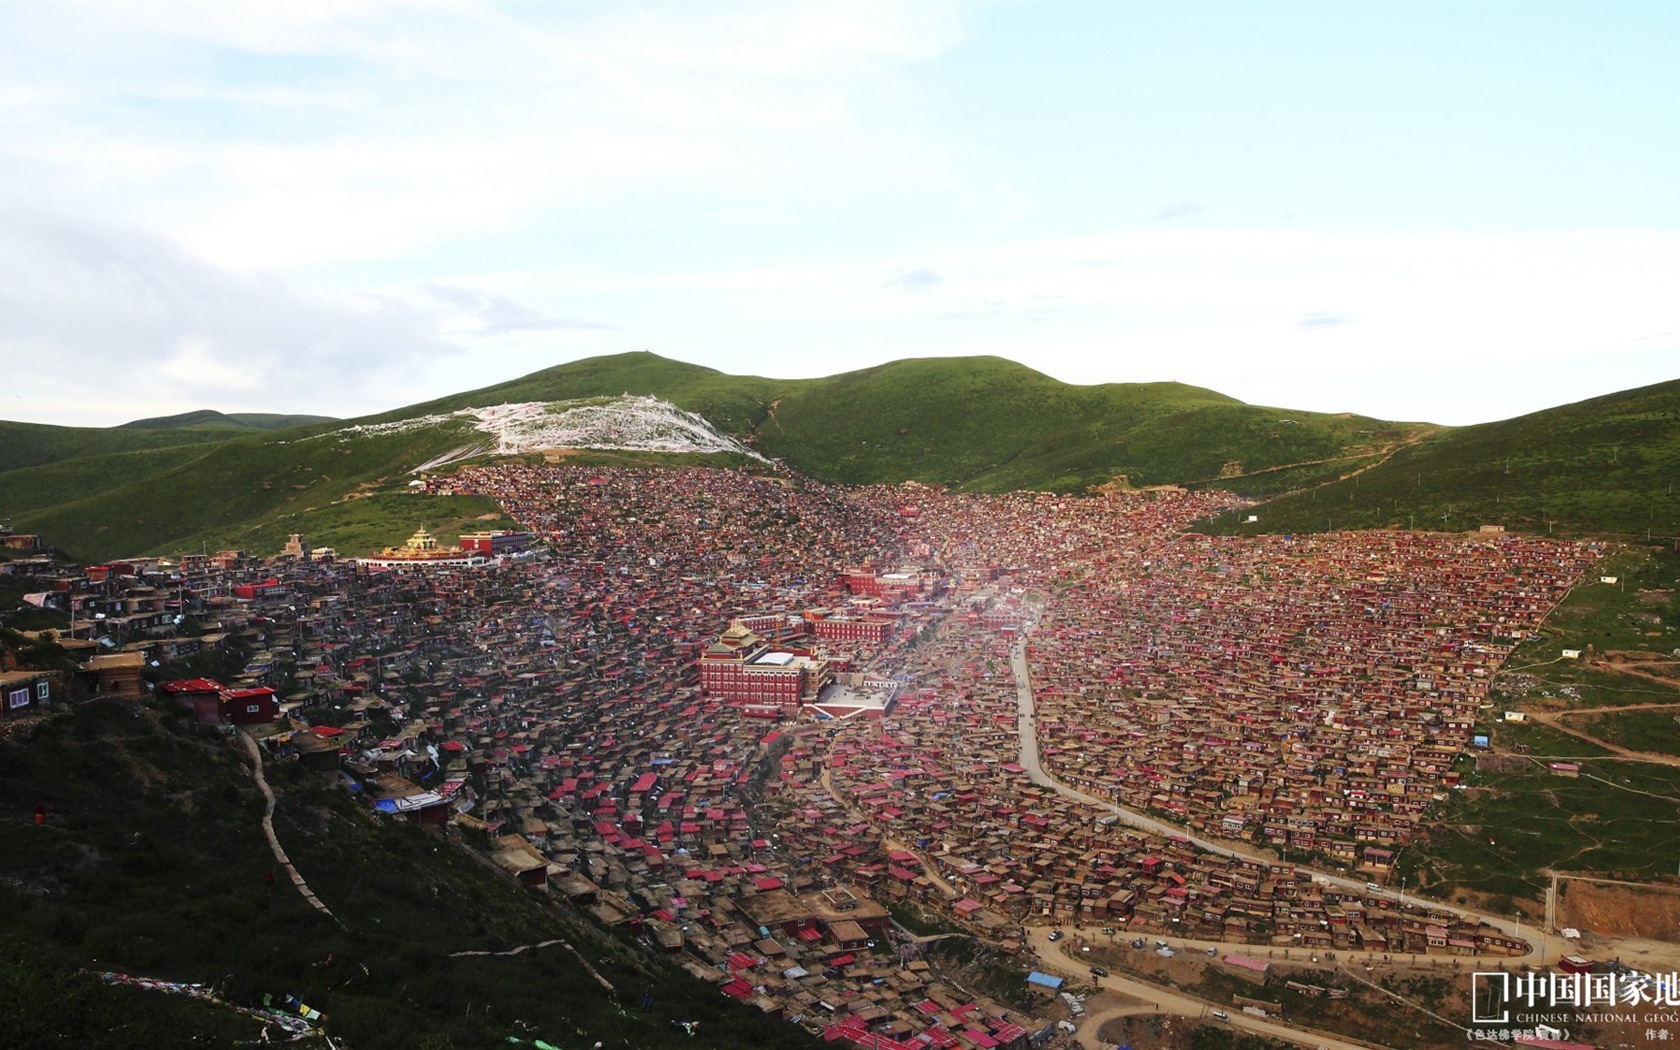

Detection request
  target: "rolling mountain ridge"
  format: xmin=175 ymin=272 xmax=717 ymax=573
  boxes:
xmin=1 ymin=351 xmax=1675 ymax=562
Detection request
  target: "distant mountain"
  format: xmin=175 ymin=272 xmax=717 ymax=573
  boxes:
xmin=0 ymin=419 xmax=254 ymax=475
xmin=117 ymin=409 xmax=337 ymax=431
xmin=1 ymin=350 xmax=1675 ymax=562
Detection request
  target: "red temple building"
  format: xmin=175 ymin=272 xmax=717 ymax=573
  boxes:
xmin=698 ymin=622 xmax=832 ymax=716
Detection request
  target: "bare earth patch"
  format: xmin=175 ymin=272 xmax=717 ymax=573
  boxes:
xmin=1558 ymin=878 xmax=1680 ymax=941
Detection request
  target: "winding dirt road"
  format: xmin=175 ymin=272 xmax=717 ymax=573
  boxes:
xmin=1008 ymin=632 xmax=1544 ymax=955
xmin=1026 ymin=927 xmax=1393 ymax=1050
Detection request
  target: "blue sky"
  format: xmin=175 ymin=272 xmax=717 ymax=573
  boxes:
xmin=2 ymin=1 xmax=1676 ymax=427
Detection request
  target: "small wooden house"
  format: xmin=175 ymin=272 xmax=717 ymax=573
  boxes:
xmin=221 ymin=686 xmax=280 ymax=725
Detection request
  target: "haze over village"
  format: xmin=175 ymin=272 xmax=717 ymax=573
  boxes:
xmin=4 ymin=4 xmax=1680 ymax=1050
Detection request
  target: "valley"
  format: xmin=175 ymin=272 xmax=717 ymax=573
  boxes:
xmin=3 ymin=356 xmax=1679 ymax=1050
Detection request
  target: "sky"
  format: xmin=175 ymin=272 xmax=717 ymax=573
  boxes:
xmin=2 ymin=1 xmax=1677 ymax=429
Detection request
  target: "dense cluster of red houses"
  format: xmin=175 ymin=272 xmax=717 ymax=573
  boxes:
xmin=1027 ymin=530 xmax=1599 ymax=856
xmin=4 ymin=463 xmax=1604 ymax=1050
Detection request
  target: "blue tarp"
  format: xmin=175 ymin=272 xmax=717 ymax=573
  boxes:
xmin=1027 ymin=972 xmax=1063 ymax=989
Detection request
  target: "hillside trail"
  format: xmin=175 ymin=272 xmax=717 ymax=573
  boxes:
xmin=1589 ymin=653 xmax=1680 ymax=691
xmin=1522 ymin=710 xmax=1680 ymax=768
xmin=448 ymin=936 xmax=616 ymax=992
xmin=1520 ymin=655 xmax=1680 ymax=765
xmin=239 ymin=729 xmax=344 ymax=927
xmin=1184 ymin=428 xmax=1433 ymax=492
xmin=1553 ymin=700 xmax=1680 ymax=716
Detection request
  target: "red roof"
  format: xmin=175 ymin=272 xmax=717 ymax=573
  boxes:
xmin=160 ymin=678 xmax=223 ymax=694
xmin=719 ymin=978 xmax=752 ymax=999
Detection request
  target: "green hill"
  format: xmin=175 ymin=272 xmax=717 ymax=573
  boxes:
xmin=1201 ymin=376 xmax=1680 ymax=540
xmin=746 ymin=356 xmax=1420 ymax=491
xmin=117 ymin=409 xmax=338 ymax=431
xmin=0 ymin=419 xmax=260 ymax=475
xmin=4 ymin=350 xmax=1678 ymax=561
xmin=4 ymin=418 xmax=479 ymax=562
xmin=394 ymin=351 xmax=1422 ymax=491
xmin=377 ymin=350 xmax=792 ymax=437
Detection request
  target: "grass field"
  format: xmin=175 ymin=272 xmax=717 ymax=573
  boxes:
xmin=1569 ymin=706 xmax=1680 ymax=757
xmin=1496 ymin=661 xmax=1680 ymax=713
xmin=1480 ymin=717 xmax=1612 ymax=759
xmin=170 ymin=492 xmax=524 ymax=559
xmin=1486 ymin=543 xmax=1680 ymax=715
xmin=1405 ymin=543 xmax=1680 ymax=900
xmin=1518 ymin=544 xmax=1679 ymax=653
xmin=1404 ymin=757 xmax=1680 ymax=902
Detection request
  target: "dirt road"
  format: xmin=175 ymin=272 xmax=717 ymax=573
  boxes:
xmin=1026 ymin=927 xmax=1395 ymax=1050
xmin=1009 ymin=637 xmax=1545 ymax=953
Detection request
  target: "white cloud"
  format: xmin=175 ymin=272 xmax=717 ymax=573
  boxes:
xmin=0 ymin=1 xmax=966 ymax=270
xmin=0 ymin=183 xmax=462 ymax=424
xmin=0 ymin=2 xmax=1674 ymax=432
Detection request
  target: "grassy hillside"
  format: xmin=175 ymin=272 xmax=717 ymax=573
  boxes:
xmin=0 ymin=444 xmax=224 ymax=519
xmin=373 ymin=350 xmax=795 ymax=438
xmin=2 ymin=353 xmax=792 ymax=561
xmin=0 ymin=419 xmax=255 ymax=475
xmin=0 ymin=699 xmax=822 ymax=1050
xmin=5 ymin=351 xmax=1675 ymax=560
xmin=1200 ymin=377 xmax=1680 ymax=539
xmin=10 ymin=420 xmax=476 ymax=562
xmin=166 ymin=492 xmax=524 ymax=562
xmin=118 ymin=409 xmax=338 ymax=431
xmin=389 ymin=351 xmax=1428 ymax=492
